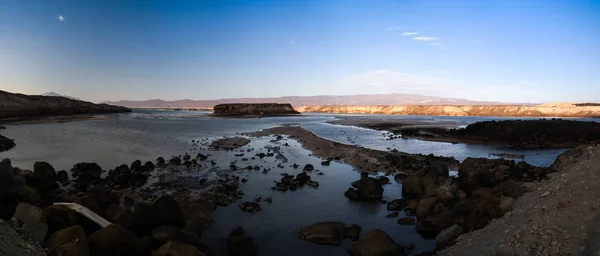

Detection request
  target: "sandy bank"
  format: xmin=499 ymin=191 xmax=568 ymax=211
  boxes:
xmin=297 ymin=104 xmax=600 ymax=118
xmin=250 ymin=126 xmax=458 ymax=174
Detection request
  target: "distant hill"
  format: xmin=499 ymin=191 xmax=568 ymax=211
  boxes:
xmin=0 ymin=90 xmax=130 ymax=120
xmin=103 ymin=93 xmax=512 ymax=108
xmin=41 ymin=92 xmax=81 ymax=101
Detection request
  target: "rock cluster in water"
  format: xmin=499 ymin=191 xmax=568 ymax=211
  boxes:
xmin=0 ymin=156 xmax=259 ymax=256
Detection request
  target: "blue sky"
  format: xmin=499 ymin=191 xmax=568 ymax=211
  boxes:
xmin=1 ymin=0 xmax=599 ymax=103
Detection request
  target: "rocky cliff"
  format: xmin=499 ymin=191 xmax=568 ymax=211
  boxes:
xmin=296 ymin=104 xmax=600 ymax=117
xmin=0 ymin=90 xmax=131 ymax=120
xmin=213 ymin=103 xmax=300 ymax=116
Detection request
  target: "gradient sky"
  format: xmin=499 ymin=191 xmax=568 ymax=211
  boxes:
xmin=1 ymin=0 xmax=599 ymax=103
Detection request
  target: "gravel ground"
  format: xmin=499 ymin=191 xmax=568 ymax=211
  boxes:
xmin=0 ymin=220 xmax=45 ymax=256
xmin=439 ymin=144 xmax=600 ymax=256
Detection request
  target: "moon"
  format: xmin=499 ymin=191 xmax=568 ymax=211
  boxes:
xmin=58 ymin=15 xmax=64 ymax=22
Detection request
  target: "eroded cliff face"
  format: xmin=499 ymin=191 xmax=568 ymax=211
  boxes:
xmin=0 ymin=90 xmax=131 ymax=120
xmin=213 ymin=103 xmax=300 ymax=116
xmin=296 ymin=104 xmax=600 ymax=117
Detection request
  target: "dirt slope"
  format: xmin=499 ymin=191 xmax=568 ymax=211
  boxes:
xmin=438 ymin=144 xmax=600 ymax=256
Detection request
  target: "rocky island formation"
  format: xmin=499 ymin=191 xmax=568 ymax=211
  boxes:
xmin=212 ymin=103 xmax=300 ymax=116
xmin=0 ymin=90 xmax=131 ymax=121
xmin=297 ymin=103 xmax=600 ymax=118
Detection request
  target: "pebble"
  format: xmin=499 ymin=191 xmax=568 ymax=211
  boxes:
xmin=541 ymin=191 xmax=551 ymax=197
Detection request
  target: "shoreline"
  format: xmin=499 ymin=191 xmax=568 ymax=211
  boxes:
xmin=0 ymin=115 xmax=112 ymax=125
xmin=250 ymin=125 xmax=459 ymax=174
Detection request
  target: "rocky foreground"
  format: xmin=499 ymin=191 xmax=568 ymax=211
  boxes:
xmin=0 ymin=90 xmax=131 ymax=121
xmin=440 ymin=143 xmax=600 ymax=255
xmin=297 ymin=103 xmax=600 ymax=117
xmin=0 ymin=125 xmax=596 ymax=256
xmin=213 ymin=103 xmax=300 ymax=116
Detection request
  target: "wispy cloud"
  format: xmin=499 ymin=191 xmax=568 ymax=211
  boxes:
xmin=342 ymin=70 xmax=446 ymax=94
xmin=413 ymin=37 xmax=439 ymax=41
xmin=386 ymin=26 xmax=402 ymax=31
xmin=401 ymin=32 xmax=419 ymax=36
xmin=430 ymin=43 xmax=442 ymax=46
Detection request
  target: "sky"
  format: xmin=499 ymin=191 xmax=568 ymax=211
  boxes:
xmin=0 ymin=0 xmax=599 ymax=103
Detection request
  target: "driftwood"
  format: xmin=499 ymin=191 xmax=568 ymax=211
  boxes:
xmin=53 ymin=202 xmax=111 ymax=228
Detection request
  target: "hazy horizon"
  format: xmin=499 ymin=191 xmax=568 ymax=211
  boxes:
xmin=1 ymin=0 xmax=599 ymax=103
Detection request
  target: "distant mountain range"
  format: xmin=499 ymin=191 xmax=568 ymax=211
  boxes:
xmin=41 ymin=92 xmax=82 ymax=101
xmin=103 ymin=93 xmax=516 ymax=108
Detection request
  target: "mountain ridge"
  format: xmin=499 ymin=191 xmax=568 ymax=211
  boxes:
xmin=103 ymin=93 xmax=520 ymax=108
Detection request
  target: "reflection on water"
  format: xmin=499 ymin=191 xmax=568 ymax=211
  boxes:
xmin=1 ymin=110 xmax=588 ymax=170
xmin=202 ymin=137 xmax=432 ymax=255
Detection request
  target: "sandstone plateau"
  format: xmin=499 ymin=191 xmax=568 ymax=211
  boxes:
xmin=213 ymin=103 xmax=300 ymax=116
xmin=0 ymin=90 xmax=131 ymax=120
xmin=296 ymin=104 xmax=600 ymax=118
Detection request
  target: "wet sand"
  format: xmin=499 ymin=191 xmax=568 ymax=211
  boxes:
xmin=250 ymin=125 xmax=459 ymax=174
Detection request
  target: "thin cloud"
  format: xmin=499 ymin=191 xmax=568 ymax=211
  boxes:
xmin=386 ymin=26 xmax=402 ymax=31
xmin=413 ymin=37 xmax=439 ymax=41
xmin=430 ymin=43 xmax=443 ymax=46
xmin=288 ymin=39 xmax=295 ymax=44
xmin=401 ymin=32 xmax=419 ymax=36
xmin=342 ymin=70 xmax=445 ymax=94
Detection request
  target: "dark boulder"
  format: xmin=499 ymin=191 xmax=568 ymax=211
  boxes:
xmin=303 ymin=164 xmax=314 ymax=171
xmin=227 ymin=227 xmax=258 ymax=256
xmin=397 ymin=217 xmax=416 ymax=226
xmin=130 ymin=196 xmax=185 ymax=237
xmin=321 ymin=160 xmax=330 ymax=166
xmin=88 ymin=224 xmax=145 ymax=256
xmin=169 ymin=157 xmax=182 ymax=166
xmin=152 ymin=241 xmax=206 ymax=256
xmin=33 ymin=161 xmax=57 ymax=187
xmin=238 ymin=202 xmax=262 ymax=212
xmin=378 ymin=176 xmax=390 ymax=184
xmin=56 ymin=171 xmax=69 ymax=182
xmin=143 ymin=161 xmax=156 ymax=172
xmin=345 ymin=174 xmax=384 ymax=200
xmin=71 ymin=162 xmax=103 ymax=191
xmin=47 ymin=225 xmax=89 ymax=256
xmin=436 ymin=225 xmax=464 ymax=249
xmin=401 ymin=175 xmax=423 ymax=198
xmin=130 ymin=160 xmax=143 ymax=173
xmin=387 ymin=199 xmax=407 ymax=211
xmin=156 ymin=157 xmax=166 ymax=166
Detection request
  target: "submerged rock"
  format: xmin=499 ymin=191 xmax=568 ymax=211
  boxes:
xmin=349 ymin=229 xmax=405 ymax=256
xmin=298 ymin=222 xmax=348 ymax=245
xmin=227 ymin=227 xmax=259 ymax=256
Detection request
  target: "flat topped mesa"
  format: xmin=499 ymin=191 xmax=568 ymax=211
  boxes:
xmin=212 ymin=103 xmax=300 ymax=116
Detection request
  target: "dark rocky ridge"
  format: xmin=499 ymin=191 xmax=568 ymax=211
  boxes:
xmin=401 ymin=119 xmax=600 ymax=149
xmin=0 ymin=90 xmax=131 ymax=120
xmin=213 ymin=103 xmax=300 ymax=116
